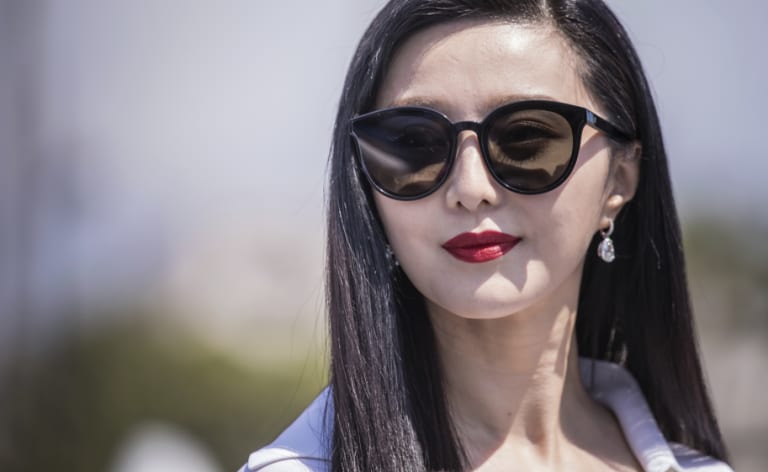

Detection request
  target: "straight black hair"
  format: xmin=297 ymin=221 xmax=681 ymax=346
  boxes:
xmin=325 ymin=0 xmax=729 ymax=470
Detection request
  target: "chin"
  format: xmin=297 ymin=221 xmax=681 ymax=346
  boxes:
xmin=426 ymin=293 xmax=533 ymax=321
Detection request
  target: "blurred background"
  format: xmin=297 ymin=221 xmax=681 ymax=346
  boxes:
xmin=1 ymin=1 xmax=765 ymax=471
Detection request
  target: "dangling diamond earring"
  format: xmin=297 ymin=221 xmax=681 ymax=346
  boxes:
xmin=385 ymin=244 xmax=400 ymax=268
xmin=597 ymin=220 xmax=616 ymax=263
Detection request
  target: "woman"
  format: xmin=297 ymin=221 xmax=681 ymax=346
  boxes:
xmin=242 ymin=0 xmax=732 ymax=470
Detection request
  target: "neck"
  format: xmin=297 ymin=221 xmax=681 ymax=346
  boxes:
xmin=428 ymin=300 xmax=600 ymax=467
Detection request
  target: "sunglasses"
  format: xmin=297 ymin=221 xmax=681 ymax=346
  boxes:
xmin=350 ymin=100 xmax=632 ymax=200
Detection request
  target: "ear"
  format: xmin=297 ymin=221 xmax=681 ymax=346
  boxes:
xmin=600 ymin=142 xmax=641 ymax=229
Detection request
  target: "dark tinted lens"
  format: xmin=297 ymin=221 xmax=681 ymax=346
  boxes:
xmin=486 ymin=109 xmax=574 ymax=191
xmin=353 ymin=109 xmax=452 ymax=197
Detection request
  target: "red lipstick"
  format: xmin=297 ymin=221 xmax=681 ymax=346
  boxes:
xmin=442 ymin=231 xmax=521 ymax=263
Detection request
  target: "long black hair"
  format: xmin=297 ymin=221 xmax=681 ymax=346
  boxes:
xmin=325 ymin=0 xmax=729 ymax=470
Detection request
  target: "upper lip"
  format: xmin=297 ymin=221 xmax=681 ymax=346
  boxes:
xmin=442 ymin=230 xmax=521 ymax=249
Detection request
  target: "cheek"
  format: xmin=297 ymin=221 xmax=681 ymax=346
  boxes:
xmin=374 ymin=195 xmax=454 ymax=303
xmin=374 ymin=194 xmax=432 ymax=255
xmin=511 ymin=150 xmax=609 ymax=279
xmin=535 ymin=205 xmax=600 ymax=266
xmin=530 ymin=152 xmax=611 ymax=260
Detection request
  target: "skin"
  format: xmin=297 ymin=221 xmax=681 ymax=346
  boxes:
xmin=374 ymin=20 xmax=641 ymax=471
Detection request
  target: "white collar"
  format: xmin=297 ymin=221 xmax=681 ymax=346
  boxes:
xmin=580 ymin=358 xmax=681 ymax=472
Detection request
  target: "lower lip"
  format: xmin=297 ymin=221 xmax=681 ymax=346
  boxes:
xmin=444 ymin=242 xmax=519 ymax=263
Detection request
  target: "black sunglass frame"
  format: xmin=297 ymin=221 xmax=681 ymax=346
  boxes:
xmin=350 ymin=100 xmax=632 ymax=200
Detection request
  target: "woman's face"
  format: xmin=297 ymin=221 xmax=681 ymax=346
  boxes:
xmin=373 ymin=20 xmax=636 ymax=320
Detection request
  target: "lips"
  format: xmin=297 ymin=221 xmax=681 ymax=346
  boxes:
xmin=441 ymin=230 xmax=521 ymax=263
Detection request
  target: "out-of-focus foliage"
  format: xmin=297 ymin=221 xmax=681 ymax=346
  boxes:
xmin=0 ymin=320 xmax=326 ymax=472
xmin=684 ymin=217 xmax=768 ymax=334
xmin=682 ymin=216 xmax=768 ymax=471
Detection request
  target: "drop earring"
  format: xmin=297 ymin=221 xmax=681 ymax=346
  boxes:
xmin=385 ymin=244 xmax=400 ymax=268
xmin=597 ymin=220 xmax=616 ymax=263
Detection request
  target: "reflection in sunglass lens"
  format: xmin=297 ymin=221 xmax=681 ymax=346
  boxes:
xmin=486 ymin=109 xmax=573 ymax=191
xmin=353 ymin=111 xmax=452 ymax=197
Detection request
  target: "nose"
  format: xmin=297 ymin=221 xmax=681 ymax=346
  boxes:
xmin=444 ymin=131 xmax=502 ymax=211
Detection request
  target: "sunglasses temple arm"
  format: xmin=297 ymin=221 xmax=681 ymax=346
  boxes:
xmin=586 ymin=110 xmax=632 ymax=142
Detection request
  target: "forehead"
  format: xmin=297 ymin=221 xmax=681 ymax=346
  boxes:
xmin=376 ymin=19 xmax=593 ymax=119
